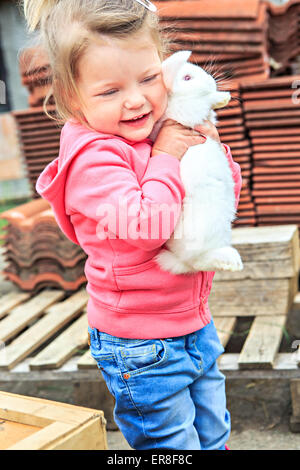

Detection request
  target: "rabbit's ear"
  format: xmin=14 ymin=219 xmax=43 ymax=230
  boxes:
xmin=162 ymin=51 xmax=192 ymax=90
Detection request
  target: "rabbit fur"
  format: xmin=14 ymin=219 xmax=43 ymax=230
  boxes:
xmin=150 ymin=50 xmax=243 ymax=274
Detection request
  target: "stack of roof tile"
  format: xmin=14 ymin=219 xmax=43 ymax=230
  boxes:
xmin=0 ymin=198 xmax=87 ymax=292
xmin=11 ymin=106 xmax=62 ymax=197
xmin=216 ymin=82 xmax=256 ymax=226
xmin=155 ymin=0 xmax=270 ymax=85
xmin=154 ymin=0 xmax=261 ymax=226
xmin=241 ymin=74 xmax=300 ymax=227
xmin=10 ymin=0 xmax=300 ymax=293
xmin=19 ymin=46 xmax=54 ymax=108
xmin=265 ymin=0 xmax=300 ymax=74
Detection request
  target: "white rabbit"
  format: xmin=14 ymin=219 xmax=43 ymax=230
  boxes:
xmin=150 ymin=50 xmax=243 ymax=274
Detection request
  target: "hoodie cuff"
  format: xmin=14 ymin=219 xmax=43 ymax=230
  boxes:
xmin=222 ymin=143 xmax=242 ymax=210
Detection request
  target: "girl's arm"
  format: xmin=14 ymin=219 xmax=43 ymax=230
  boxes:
xmin=222 ymin=143 xmax=243 ymax=210
xmin=65 ymin=139 xmax=185 ymax=252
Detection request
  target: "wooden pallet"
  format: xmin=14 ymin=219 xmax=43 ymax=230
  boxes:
xmin=0 ymin=287 xmax=299 ymax=373
xmin=0 ymin=288 xmax=89 ymax=371
xmin=215 ymin=314 xmax=300 ymax=371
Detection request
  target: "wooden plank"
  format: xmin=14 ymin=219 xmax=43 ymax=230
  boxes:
xmin=0 ymin=390 xmax=98 ymax=426
xmin=229 ymin=225 xmax=298 ymax=249
xmin=213 ymin=258 xmax=297 ymax=281
xmin=0 ymin=289 xmax=65 ymax=342
xmin=77 ymin=350 xmax=98 ymax=370
xmin=292 ymin=225 xmax=300 ymax=274
xmin=7 ymin=421 xmax=75 ymax=450
xmin=214 ymin=225 xmax=299 ymax=281
xmin=210 ymin=276 xmax=298 ymax=316
xmin=273 ymin=352 xmax=300 ymax=370
xmin=292 ymin=292 xmax=300 ymax=310
xmin=238 ymin=315 xmax=286 ymax=369
xmin=7 ymin=418 xmax=107 ymax=450
xmin=0 ymin=292 xmax=31 ymax=320
xmin=45 ymin=417 xmax=107 ymax=450
xmin=290 ymin=380 xmax=300 ymax=419
xmin=29 ymin=312 xmax=88 ymax=370
xmin=214 ymin=316 xmax=237 ymax=348
xmin=0 ymin=419 xmax=42 ymax=450
xmin=218 ymin=353 xmax=239 ymax=371
xmin=72 ymin=317 xmax=97 ymax=371
xmin=0 ymin=289 xmax=88 ymax=370
xmin=218 ymin=352 xmax=300 ymax=371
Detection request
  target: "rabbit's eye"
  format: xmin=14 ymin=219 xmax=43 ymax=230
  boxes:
xmin=184 ymin=75 xmax=192 ymax=81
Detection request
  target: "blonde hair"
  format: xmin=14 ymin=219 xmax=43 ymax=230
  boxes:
xmin=19 ymin=0 xmax=171 ymax=130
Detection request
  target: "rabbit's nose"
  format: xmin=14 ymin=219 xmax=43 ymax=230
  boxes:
xmin=213 ymin=92 xmax=231 ymax=109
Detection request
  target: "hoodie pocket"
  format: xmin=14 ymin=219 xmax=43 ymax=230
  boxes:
xmin=113 ymin=258 xmax=196 ymax=312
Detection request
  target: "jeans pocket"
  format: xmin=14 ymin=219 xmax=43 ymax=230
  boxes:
xmin=120 ymin=339 xmax=168 ymax=376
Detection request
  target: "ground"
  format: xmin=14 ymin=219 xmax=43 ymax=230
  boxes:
xmin=107 ymin=416 xmax=300 ymax=450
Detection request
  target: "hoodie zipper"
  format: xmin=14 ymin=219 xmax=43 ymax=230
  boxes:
xmin=199 ymin=271 xmax=209 ymax=312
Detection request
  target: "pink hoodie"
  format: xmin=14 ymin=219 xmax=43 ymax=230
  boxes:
xmin=36 ymin=119 xmax=242 ymax=339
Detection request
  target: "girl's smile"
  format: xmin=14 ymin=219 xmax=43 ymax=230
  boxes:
xmin=121 ymin=111 xmax=151 ymax=127
xmin=73 ymin=31 xmax=168 ymax=141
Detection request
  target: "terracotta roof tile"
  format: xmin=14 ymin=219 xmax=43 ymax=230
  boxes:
xmin=11 ymin=106 xmax=62 ymax=197
xmin=3 ymin=272 xmax=86 ymax=293
xmin=155 ymin=0 xmax=270 ymax=85
xmin=1 ymin=200 xmax=87 ymax=292
xmin=1 ymin=198 xmax=50 ymax=223
xmin=264 ymin=0 xmax=300 ymax=72
xmin=240 ymin=72 xmax=300 ymax=228
xmin=215 ymin=86 xmax=256 ymax=226
xmin=154 ymin=1 xmax=261 ymax=19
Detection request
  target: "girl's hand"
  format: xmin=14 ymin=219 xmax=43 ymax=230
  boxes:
xmin=151 ymin=119 xmax=207 ymax=161
xmin=194 ymin=120 xmax=227 ymax=155
xmin=194 ymin=120 xmax=220 ymax=143
xmin=151 ymin=119 xmax=226 ymax=161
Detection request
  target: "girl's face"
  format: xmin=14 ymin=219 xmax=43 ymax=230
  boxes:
xmin=73 ymin=31 xmax=168 ymax=141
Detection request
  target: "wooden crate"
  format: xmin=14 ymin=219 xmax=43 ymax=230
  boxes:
xmin=0 ymin=391 xmax=108 ymax=450
xmin=210 ymin=225 xmax=299 ymax=316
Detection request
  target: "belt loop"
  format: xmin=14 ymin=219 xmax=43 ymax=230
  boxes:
xmin=96 ymin=328 xmax=101 ymax=349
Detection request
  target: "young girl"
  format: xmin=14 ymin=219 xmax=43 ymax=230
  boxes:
xmin=23 ymin=0 xmax=242 ymax=450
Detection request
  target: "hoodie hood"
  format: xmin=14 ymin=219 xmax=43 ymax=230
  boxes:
xmin=35 ymin=119 xmax=152 ymax=245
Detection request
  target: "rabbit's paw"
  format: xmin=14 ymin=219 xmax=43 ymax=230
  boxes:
xmin=192 ymin=246 xmax=243 ymax=272
xmin=217 ymin=246 xmax=243 ymax=271
xmin=155 ymin=250 xmax=193 ymax=274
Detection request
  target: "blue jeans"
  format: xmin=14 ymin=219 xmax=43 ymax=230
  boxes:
xmin=88 ymin=319 xmax=230 ymax=450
